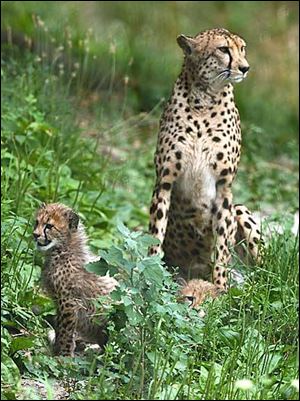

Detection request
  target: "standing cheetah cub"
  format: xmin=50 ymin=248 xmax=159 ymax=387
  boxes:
xmin=33 ymin=202 xmax=118 ymax=357
xmin=149 ymin=28 xmax=263 ymax=291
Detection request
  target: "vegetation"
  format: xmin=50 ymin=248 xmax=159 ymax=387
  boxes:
xmin=1 ymin=1 xmax=298 ymax=400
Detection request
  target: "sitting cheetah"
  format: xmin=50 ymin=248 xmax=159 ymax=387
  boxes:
xmin=149 ymin=28 xmax=263 ymax=291
xmin=33 ymin=202 xmax=118 ymax=356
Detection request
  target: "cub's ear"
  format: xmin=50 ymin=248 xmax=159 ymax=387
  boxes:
xmin=176 ymin=277 xmax=188 ymax=288
xmin=176 ymin=34 xmax=196 ymax=55
xmin=39 ymin=202 xmax=46 ymax=210
xmin=68 ymin=210 xmax=79 ymax=230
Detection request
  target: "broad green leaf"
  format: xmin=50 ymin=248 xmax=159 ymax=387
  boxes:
xmin=116 ymin=220 xmax=130 ymax=237
xmin=99 ymin=246 xmax=125 ymax=266
xmin=124 ymin=304 xmax=143 ymax=325
xmin=264 ymin=352 xmax=282 ymax=374
xmin=85 ymin=258 xmax=117 ymax=276
xmin=139 ymin=234 xmax=160 ymax=248
xmin=219 ymin=326 xmax=241 ymax=347
xmin=1 ymin=356 xmax=20 ymax=388
xmin=11 ymin=336 xmax=35 ymax=353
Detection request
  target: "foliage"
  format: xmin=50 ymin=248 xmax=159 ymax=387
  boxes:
xmin=75 ymin=224 xmax=299 ymax=400
xmin=2 ymin=1 xmax=298 ymax=155
xmin=1 ymin=1 xmax=299 ymax=400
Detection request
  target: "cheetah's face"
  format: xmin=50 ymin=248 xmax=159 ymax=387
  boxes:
xmin=179 ymin=278 xmax=220 ymax=309
xmin=33 ymin=203 xmax=79 ymax=252
xmin=177 ymin=28 xmax=249 ymax=88
xmin=180 ymin=284 xmax=206 ymax=309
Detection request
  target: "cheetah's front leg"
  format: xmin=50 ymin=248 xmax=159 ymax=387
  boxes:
xmin=212 ymin=189 xmax=237 ymax=291
xmin=54 ymin=299 xmax=78 ymax=357
xmin=234 ymin=204 xmax=264 ymax=262
xmin=149 ymin=142 xmax=186 ymax=256
xmin=149 ymin=179 xmax=174 ymax=255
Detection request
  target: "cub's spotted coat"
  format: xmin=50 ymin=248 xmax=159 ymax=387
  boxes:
xmin=33 ymin=203 xmax=118 ymax=356
xmin=149 ymin=28 xmax=263 ymax=290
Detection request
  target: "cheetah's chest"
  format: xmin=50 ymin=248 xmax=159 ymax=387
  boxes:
xmin=175 ymin=132 xmax=218 ymax=211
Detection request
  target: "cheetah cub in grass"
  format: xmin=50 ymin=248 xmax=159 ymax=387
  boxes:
xmin=33 ymin=203 xmax=118 ymax=357
xmin=178 ymin=278 xmax=221 ymax=317
xmin=149 ymin=28 xmax=263 ymax=291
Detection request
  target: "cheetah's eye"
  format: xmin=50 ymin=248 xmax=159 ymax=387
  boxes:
xmin=241 ymin=45 xmax=246 ymax=52
xmin=45 ymin=223 xmax=54 ymax=230
xmin=218 ymin=46 xmax=229 ymax=54
xmin=185 ymin=296 xmax=195 ymax=304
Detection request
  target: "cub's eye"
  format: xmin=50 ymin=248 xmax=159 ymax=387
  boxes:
xmin=241 ymin=45 xmax=246 ymax=52
xmin=218 ymin=46 xmax=229 ymax=53
xmin=45 ymin=223 xmax=53 ymax=230
xmin=185 ymin=296 xmax=195 ymax=304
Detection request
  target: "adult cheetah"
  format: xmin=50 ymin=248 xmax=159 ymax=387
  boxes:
xmin=149 ymin=28 xmax=263 ymax=290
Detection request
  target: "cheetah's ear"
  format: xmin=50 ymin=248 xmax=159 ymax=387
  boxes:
xmin=177 ymin=34 xmax=196 ymax=55
xmin=68 ymin=210 xmax=79 ymax=230
xmin=39 ymin=202 xmax=46 ymax=210
xmin=176 ymin=277 xmax=188 ymax=288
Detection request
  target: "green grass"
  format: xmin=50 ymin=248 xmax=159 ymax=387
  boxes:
xmin=2 ymin=1 xmax=298 ymax=149
xmin=1 ymin=2 xmax=299 ymax=400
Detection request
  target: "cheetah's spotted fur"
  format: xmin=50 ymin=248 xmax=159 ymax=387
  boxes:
xmin=33 ymin=203 xmax=118 ymax=356
xmin=179 ymin=278 xmax=221 ymax=309
xmin=149 ymin=28 xmax=263 ymax=290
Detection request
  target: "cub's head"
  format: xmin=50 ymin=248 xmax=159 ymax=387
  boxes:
xmin=33 ymin=203 xmax=79 ymax=252
xmin=177 ymin=28 xmax=249 ymax=87
xmin=179 ymin=278 xmax=221 ymax=309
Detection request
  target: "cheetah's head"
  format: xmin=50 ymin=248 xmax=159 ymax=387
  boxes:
xmin=178 ymin=278 xmax=221 ymax=310
xmin=33 ymin=203 xmax=79 ymax=252
xmin=177 ymin=28 xmax=249 ymax=88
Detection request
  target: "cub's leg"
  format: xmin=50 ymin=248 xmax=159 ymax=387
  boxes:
xmin=54 ymin=299 xmax=78 ymax=357
xmin=234 ymin=204 xmax=263 ymax=261
xmin=77 ymin=307 xmax=108 ymax=348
